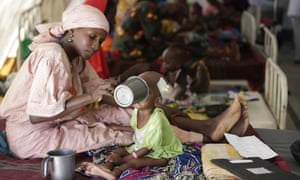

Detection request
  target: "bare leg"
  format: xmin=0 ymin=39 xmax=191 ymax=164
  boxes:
xmin=160 ymin=95 xmax=241 ymax=142
xmin=172 ymin=125 xmax=203 ymax=143
xmin=111 ymin=158 xmax=168 ymax=178
xmin=229 ymin=99 xmax=249 ymax=136
xmin=81 ymin=147 xmax=131 ymax=180
xmin=106 ymin=147 xmax=130 ymax=165
xmin=81 ymin=158 xmax=168 ymax=180
xmin=81 ymin=162 xmax=116 ymax=180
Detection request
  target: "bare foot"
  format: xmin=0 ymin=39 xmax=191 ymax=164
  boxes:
xmin=81 ymin=162 xmax=116 ymax=180
xmin=229 ymin=99 xmax=249 ymax=136
xmin=208 ymin=95 xmax=241 ymax=141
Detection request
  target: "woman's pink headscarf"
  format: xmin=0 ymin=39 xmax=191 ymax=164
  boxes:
xmin=29 ymin=4 xmax=109 ymax=50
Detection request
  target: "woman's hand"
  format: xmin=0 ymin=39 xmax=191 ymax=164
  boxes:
xmin=101 ymin=78 xmax=119 ymax=87
xmin=90 ymin=84 xmax=114 ymax=102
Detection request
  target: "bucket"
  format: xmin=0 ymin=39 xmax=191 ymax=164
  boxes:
xmin=114 ymin=76 xmax=149 ymax=107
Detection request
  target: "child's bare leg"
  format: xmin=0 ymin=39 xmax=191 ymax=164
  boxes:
xmin=81 ymin=162 xmax=116 ymax=180
xmin=229 ymin=99 xmax=249 ymax=136
xmin=107 ymin=147 xmax=130 ymax=165
xmin=163 ymin=95 xmax=241 ymax=142
xmin=111 ymin=158 xmax=169 ymax=178
xmin=83 ymin=158 xmax=169 ymax=180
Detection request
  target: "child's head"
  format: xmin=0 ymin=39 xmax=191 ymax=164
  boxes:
xmin=161 ymin=44 xmax=188 ymax=72
xmin=132 ymin=71 xmax=163 ymax=109
xmin=189 ymin=2 xmax=202 ymax=22
xmin=114 ymin=71 xmax=163 ymax=108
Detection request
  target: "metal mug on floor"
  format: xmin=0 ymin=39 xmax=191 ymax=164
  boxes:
xmin=41 ymin=149 xmax=76 ymax=180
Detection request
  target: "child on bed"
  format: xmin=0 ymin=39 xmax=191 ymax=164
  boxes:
xmin=160 ymin=44 xmax=191 ymax=101
xmin=160 ymin=44 xmax=210 ymax=102
xmin=81 ymin=71 xmax=183 ymax=180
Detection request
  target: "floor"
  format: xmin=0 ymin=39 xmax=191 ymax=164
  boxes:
xmin=276 ymin=30 xmax=300 ymax=131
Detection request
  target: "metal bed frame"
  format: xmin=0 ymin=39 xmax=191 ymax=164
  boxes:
xmin=264 ymin=57 xmax=288 ymax=129
xmin=17 ymin=1 xmax=43 ymax=70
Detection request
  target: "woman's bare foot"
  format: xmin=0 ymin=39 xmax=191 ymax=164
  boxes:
xmin=208 ymin=95 xmax=242 ymax=141
xmin=81 ymin=162 xmax=116 ymax=180
xmin=229 ymin=99 xmax=249 ymax=136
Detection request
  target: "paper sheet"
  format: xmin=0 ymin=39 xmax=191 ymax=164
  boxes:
xmin=224 ymin=133 xmax=278 ymax=160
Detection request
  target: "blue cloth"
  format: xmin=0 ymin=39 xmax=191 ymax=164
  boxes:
xmin=0 ymin=130 xmax=15 ymax=157
xmin=76 ymin=143 xmax=203 ymax=179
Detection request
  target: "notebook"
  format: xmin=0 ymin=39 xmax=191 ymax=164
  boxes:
xmin=211 ymin=157 xmax=299 ymax=180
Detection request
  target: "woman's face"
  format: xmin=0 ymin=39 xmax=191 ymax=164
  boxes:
xmin=72 ymin=28 xmax=107 ymax=59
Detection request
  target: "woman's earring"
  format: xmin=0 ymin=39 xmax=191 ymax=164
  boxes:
xmin=68 ymin=34 xmax=73 ymax=43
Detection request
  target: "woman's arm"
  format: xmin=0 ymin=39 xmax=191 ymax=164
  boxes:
xmin=29 ymin=93 xmax=96 ymax=124
xmin=29 ymin=86 xmax=117 ymax=124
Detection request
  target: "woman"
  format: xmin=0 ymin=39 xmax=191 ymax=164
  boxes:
xmin=0 ymin=4 xmax=248 ymax=159
xmin=0 ymin=4 xmax=134 ymax=159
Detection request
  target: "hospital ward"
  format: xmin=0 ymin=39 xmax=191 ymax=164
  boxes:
xmin=0 ymin=0 xmax=299 ymax=179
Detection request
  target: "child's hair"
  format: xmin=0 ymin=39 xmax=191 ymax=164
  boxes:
xmin=190 ymin=2 xmax=202 ymax=16
xmin=139 ymin=71 xmax=162 ymax=97
xmin=207 ymin=0 xmax=221 ymax=9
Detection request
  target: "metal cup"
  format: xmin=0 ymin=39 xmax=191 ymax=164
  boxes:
xmin=41 ymin=149 xmax=76 ymax=180
xmin=114 ymin=76 xmax=149 ymax=107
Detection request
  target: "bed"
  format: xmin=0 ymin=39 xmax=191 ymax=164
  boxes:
xmin=0 ymin=114 xmax=292 ymax=180
xmin=202 ymin=11 xmax=264 ymax=91
xmin=0 ymin=119 xmax=208 ymax=180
